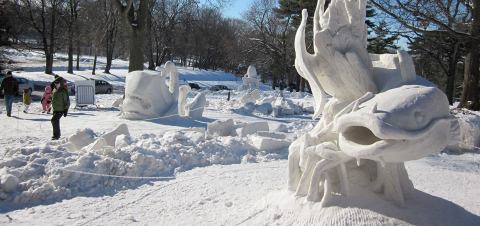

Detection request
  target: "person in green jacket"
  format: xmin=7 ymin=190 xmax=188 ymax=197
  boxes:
xmin=51 ymin=78 xmax=70 ymax=140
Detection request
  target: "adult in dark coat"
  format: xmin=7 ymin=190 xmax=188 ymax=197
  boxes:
xmin=50 ymin=78 xmax=70 ymax=140
xmin=0 ymin=71 xmax=19 ymax=117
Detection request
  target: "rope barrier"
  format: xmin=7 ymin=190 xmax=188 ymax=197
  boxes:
xmin=8 ymin=157 xmax=176 ymax=180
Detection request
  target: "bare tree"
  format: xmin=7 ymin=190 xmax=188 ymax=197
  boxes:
xmin=370 ymin=0 xmax=480 ymax=109
xmin=15 ymin=0 xmax=63 ymax=74
xmin=64 ymin=0 xmax=80 ymax=74
xmin=103 ymin=0 xmax=120 ymax=74
xmin=244 ymin=0 xmax=296 ymax=89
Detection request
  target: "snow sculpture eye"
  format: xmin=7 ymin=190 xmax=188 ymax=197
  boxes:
xmin=414 ymin=110 xmax=425 ymax=125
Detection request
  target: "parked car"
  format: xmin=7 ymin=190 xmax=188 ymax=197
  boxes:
xmin=209 ymin=85 xmax=230 ymax=91
xmin=188 ymin=83 xmax=201 ymax=90
xmin=17 ymin=77 xmax=34 ymax=93
xmin=94 ymin=79 xmax=113 ymax=94
xmin=66 ymin=81 xmax=75 ymax=95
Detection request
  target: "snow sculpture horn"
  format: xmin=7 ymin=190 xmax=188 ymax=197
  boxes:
xmin=289 ymin=0 xmax=460 ymax=207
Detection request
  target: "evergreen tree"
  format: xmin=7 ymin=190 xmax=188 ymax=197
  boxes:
xmin=367 ymin=20 xmax=399 ymax=54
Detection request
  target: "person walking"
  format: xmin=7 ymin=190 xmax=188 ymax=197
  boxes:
xmin=0 ymin=71 xmax=19 ymax=117
xmin=51 ymin=78 xmax=70 ymax=140
xmin=22 ymin=88 xmax=31 ymax=113
xmin=41 ymin=85 xmax=53 ymax=114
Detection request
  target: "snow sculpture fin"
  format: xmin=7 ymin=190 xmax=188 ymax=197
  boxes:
xmin=164 ymin=61 xmax=178 ymax=94
xmin=295 ymin=9 xmax=328 ymax=119
xmin=178 ymin=85 xmax=191 ymax=117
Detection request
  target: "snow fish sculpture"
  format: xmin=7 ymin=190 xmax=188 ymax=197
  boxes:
xmin=289 ymin=0 xmax=460 ymax=207
xmin=121 ymin=61 xmax=205 ymax=119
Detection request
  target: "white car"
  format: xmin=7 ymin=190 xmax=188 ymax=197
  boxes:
xmin=16 ymin=77 xmax=34 ymax=93
xmin=0 ymin=75 xmax=34 ymax=95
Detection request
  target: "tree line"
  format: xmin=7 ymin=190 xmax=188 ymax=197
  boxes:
xmin=0 ymin=0 xmax=479 ymax=110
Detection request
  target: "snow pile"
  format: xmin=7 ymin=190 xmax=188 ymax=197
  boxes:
xmin=451 ymin=109 xmax=480 ymax=151
xmin=272 ymin=97 xmax=303 ymax=117
xmin=232 ymin=91 xmax=311 ymax=117
xmin=0 ymin=121 xmax=302 ymax=205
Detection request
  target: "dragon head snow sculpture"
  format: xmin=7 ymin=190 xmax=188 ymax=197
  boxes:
xmin=289 ymin=0 xmax=460 ymax=207
xmin=122 ymin=61 xmax=180 ymax=120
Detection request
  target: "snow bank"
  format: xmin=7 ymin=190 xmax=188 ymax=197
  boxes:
xmin=0 ymin=121 xmax=304 ymax=205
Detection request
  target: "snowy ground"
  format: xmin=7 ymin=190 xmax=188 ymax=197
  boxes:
xmin=0 ymin=48 xmax=479 ymax=225
xmin=0 ymin=156 xmax=478 ymax=225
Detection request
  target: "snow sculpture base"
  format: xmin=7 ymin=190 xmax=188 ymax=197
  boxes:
xmin=285 ymin=0 xmax=461 ymax=220
xmin=249 ymin=189 xmax=478 ymax=225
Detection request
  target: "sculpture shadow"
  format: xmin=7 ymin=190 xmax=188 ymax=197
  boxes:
xmin=0 ymin=178 xmax=174 ymax=213
xmin=331 ymin=189 xmax=480 ymax=226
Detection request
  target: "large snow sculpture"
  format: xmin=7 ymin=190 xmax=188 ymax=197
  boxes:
xmin=241 ymin=65 xmax=260 ymax=90
xmin=289 ymin=0 xmax=460 ymax=207
xmin=121 ymin=62 xmax=205 ymax=119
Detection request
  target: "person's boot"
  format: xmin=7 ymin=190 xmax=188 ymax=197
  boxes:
xmin=7 ymin=113 xmax=11 ymax=117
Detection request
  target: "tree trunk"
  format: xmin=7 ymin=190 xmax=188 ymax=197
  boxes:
xmin=76 ymin=41 xmax=80 ymax=70
xmin=67 ymin=29 xmax=74 ymax=74
xmin=75 ymin=4 xmax=80 ymax=71
xmin=67 ymin=0 xmax=75 ymax=74
xmin=459 ymin=2 xmax=480 ymax=110
xmin=105 ymin=43 xmax=113 ymax=73
xmin=128 ymin=28 xmax=146 ymax=72
xmin=155 ymin=40 xmax=161 ymax=66
xmin=45 ymin=53 xmax=54 ymax=75
xmin=146 ymin=1 xmax=155 ymax=70
xmin=92 ymin=47 xmax=97 ymax=75
xmin=446 ymin=42 xmax=459 ymax=104
xmin=45 ymin=3 xmax=56 ymax=75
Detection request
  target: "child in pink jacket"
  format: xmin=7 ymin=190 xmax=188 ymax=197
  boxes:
xmin=41 ymin=86 xmax=53 ymax=113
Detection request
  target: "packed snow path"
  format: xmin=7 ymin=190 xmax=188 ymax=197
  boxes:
xmin=1 ymin=156 xmax=479 ymax=225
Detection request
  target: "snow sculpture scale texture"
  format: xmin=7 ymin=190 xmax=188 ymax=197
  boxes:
xmin=289 ymin=0 xmax=460 ymax=208
xmin=121 ymin=61 xmax=205 ymax=119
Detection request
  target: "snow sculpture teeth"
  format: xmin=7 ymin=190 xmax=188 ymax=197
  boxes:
xmin=288 ymin=0 xmax=460 ymax=207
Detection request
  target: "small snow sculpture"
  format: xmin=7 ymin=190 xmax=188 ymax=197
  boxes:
xmin=241 ymin=65 xmax=260 ymax=90
xmin=185 ymin=92 xmax=207 ymax=118
xmin=289 ymin=0 xmax=460 ymax=207
xmin=178 ymin=85 xmax=191 ymax=117
xmin=121 ymin=61 xmax=205 ymax=120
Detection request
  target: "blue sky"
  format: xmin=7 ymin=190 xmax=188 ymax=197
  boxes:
xmin=222 ymin=0 xmax=255 ymax=18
